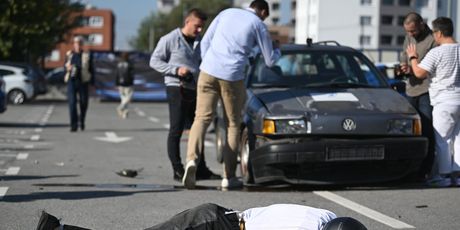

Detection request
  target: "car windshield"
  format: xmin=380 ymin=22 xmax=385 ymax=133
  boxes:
xmin=249 ymin=50 xmax=387 ymax=88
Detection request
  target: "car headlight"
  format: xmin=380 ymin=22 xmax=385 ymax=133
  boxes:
xmin=387 ymin=119 xmax=421 ymax=135
xmin=263 ymin=118 xmax=310 ymax=134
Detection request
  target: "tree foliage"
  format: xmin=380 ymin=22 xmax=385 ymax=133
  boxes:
xmin=130 ymin=0 xmax=231 ymax=52
xmin=0 ymin=0 xmax=83 ymax=63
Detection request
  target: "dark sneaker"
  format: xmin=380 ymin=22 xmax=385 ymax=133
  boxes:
xmin=36 ymin=211 xmax=61 ymax=230
xmin=196 ymin=168 xmax=221 ymax=180
xmin=173 ymin=168 xmax=185 ymax=182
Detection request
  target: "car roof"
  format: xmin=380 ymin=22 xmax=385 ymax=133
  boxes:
xmin=280 ymin=42 xmax=358 ymax=53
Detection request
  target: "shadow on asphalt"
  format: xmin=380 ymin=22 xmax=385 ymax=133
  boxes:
xmin=0 ymin=122 xmax=68 ymax=128
xmin=0 ymin=175 xmax=79 ymax=181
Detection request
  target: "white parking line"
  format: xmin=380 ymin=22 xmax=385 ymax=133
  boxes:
xmin=148 ymin=116 xmax=160 ymax=123
xmin=163 ymin=124 xmax=170 ymax=129
xmin=204 ymin=140 xmax=215 ymax=147
xmin=134 ymin=108 xmax=146 ymax=117
xmin=0 ymin=187 xmax=8 ymax=200
xmin=314 ymin=191 xmax=415 ymax=229
xmin=30 ymin=135 xmax=40 ymax=141
xmin=5 ymin=167 xmax=20 ymax=175
xmin=35 ymin=128 xmax=43 ymax=133
xmin=24 ymin=145 xmax=34 ymax=149
xmin=17 ymin=153 xmax=28 ymax=160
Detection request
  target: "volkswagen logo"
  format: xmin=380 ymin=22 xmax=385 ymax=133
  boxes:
xmin=342 ymin=118 xmax=356 ymax=131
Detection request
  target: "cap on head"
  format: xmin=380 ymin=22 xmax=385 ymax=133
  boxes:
xmin=322 ymin=217 xmax=368 ymax=230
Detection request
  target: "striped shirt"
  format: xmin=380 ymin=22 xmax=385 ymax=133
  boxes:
xmin=419 ymin=43 xmax=460 ymax=106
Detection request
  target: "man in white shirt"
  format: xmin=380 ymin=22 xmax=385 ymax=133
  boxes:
xmin=182 ymin=0 xmax=281 ymax=190
xmin=406 ymin=17 xmax=460 ymax=187
xmin=36 ymin=203 xmax=368 ymax=230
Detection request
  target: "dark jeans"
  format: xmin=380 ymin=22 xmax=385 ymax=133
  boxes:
xmin=407 ymin=93 xmax=435 ymax=177
xmin=166 ymin=86 xmax=208 ymax=172
xmin=67 ymin=80 xmax=89 ymax=130
xmin=146 ymin=203 xmax=240 ymax=230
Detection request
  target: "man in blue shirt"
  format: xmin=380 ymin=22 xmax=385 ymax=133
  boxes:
xmin=183 ymin=0 xmax=281 ymax=190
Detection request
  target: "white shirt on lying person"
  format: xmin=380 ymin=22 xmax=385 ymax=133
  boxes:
xmin=240 ymin=204 xmax=337 ymax=230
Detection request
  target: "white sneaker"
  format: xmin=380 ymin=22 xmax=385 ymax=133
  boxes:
xmin=221 ymin=177 xmax=243 ymax=190
xmin=182 ymin=160 xmax=196 ymax=189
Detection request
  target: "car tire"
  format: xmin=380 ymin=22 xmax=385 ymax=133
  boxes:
xmin=240 ymin=127 xmax=254 ymax=184
xmin=214 ymin=116 xmax=225 ymax=164
xmin=7 ymin=89 xmax=26 ymax=104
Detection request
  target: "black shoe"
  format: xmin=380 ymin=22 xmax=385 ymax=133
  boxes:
xmin=80 ymin=124 xmax=85 ymax=131
xmin=173 ymin=168 xmax=185 ymax=182
xmin=36 ymin=211 xmax=61 ymax=230
xmin=70 ymin=128 xmax=77 ymax=132
xmin=197 ymin=168 xmax=221 ymax=180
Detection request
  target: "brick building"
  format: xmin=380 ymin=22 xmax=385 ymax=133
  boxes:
xmin=44 ymin=8 xmax=114 ymax=70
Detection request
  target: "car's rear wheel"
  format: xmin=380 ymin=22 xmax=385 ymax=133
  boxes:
xmin=8 ymin=89 xmax=26 ymax=104
xmin=240 ymin=128 xmax=254 ymax=184
xmin=215 ymin=120 xmax=225 ymax=163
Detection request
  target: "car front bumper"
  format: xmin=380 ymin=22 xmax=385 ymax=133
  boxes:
xmin=250 ymin=136 xmax=428 ymax=185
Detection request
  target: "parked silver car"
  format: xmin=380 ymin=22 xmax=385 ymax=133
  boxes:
xmin=0 ymin=64 xmax=35 ymax=104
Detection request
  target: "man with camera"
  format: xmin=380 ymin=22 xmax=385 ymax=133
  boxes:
xmin=150 ymin=8 xmax=220 ymax=182
xmin=398 ymin=12 xmax=437 ymax=181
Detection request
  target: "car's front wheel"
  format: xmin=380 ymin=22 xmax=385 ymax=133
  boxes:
xmin=7 ymin=89 xmax=26 ymax=104
xmin=240 ymin=128 xmax=254 ymax=184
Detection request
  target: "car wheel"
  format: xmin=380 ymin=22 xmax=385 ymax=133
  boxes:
xmin=7 ymin=89 xmax=26 ymax=104
xmin=214 ymin=116 xmax=226 ymax=164
xmin=240 ymin=127 xmax=254 ymax=184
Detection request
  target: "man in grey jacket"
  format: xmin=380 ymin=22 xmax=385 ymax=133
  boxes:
xmin=150 ymin=8 xmax=220 ymax=182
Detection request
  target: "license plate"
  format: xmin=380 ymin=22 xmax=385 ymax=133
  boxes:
xmin=326 ymin=145 xmax=385 ymax=161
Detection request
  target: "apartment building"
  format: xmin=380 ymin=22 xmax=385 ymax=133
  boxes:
xmin=44 ymin=8 xmax=114 ymax=69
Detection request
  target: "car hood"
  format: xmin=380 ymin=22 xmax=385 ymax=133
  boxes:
xmin=252 ymin=88 xmax=415 ymax=115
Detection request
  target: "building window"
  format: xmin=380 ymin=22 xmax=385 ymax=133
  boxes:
xmin=381 ymin=15 xmax=394 ymax=25
xmin=398 ymin=0 xmax=411 ymax=6
xmin=360 ymin=35 xmax=371 ymax=45
xmin=360 ymin=16 xmax=372 ymax=26
xmin=88 ymin=16 xmax=104 ymax=27
xmin=47 ymin=50 xmax=60 ymax=62
xmin=382 ymin=0 xmax=394 ymax=5
xmin=416 ymin=0 xmax=429 ymax=7
xmin=272 ymin=17 xmax=279 ymax=25
xmin=272 ymin=2 xmax=280 ymax=10
xmin=397 ymin=35 xmax=405 ymax=45
xmin=361 ymin=0 xmax=372 ymax=5
xmin=397 ymin=16 xmax=405 ymax=26
xmin=381 ymin=35 xmax=393 ymax=45
xmin=88 ymin=34 xmax=104 ymax=45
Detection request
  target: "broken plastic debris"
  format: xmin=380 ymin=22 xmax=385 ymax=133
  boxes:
xmin=116 ymin=168 xmax=143 ymax=178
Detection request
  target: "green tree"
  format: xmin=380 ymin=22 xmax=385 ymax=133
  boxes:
xmin=0 ymin=0 xmax=83 ymax=63
xmin=130 ymin=0 xmax=231 ymax=52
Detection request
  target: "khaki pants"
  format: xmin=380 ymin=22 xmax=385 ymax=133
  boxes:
xmin=117 ymin=86 xmax=133 ymax=113
xmin=186 ymin=71 xmax=246 ymax=178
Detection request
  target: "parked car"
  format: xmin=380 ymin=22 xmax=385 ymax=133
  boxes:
xmin=45 ymin=67 xmax=67 ymax=94
xmin=0 ymin=64 xmax=35 ymax=104
xmin=0 ymin=62 xmax=48 ymax=96
xmin=214 ymin=41 xmax=427 ymax=185
xmin=0 ymin=77 xmax=7 ymax=112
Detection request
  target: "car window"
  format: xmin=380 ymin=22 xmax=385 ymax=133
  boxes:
xmin=250 ymin=50 xmax=387 ymax=88
xmin=0 ymin=69 xmax=14 ymax=76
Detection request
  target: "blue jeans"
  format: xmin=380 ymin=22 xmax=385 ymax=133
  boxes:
xmin=407 ymin=93 xmax=435 ymax=177
xmin=67 ymin=80 xmax=89 ymax=130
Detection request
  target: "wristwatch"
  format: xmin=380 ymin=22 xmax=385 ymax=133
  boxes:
xmin=409 ymin=56 xmax=418 ymax=61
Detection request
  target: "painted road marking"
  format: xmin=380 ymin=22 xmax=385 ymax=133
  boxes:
xmin=0 ymin=153 xmax=28 ymax=160
xmin=163 ymin=124 xmax=170 ymax=129
xmin=5 ymin=167 xmax=20 ymax=175
xmin=314 ymin=191 xmax=415 ymax=229
xmin=134 ymin=108 xmax=146 ymax=117
xmin=148 ymin=116 xmax=159 ymax=123
xmin=35 ymin=128 xmax=43 ymax=133
xmin=0 ymin=187 xmax=8 ymax=200
xmin=17 ymin=153 xmax=28 ymax=160
xmin=30 ymin=135 xmax=40 ymax=141
xmin=204 ymin=140 xmax=214 ymax=147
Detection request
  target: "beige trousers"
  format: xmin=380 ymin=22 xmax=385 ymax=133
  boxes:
xmin=186 ymin=71 xmax=246 ymax=178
